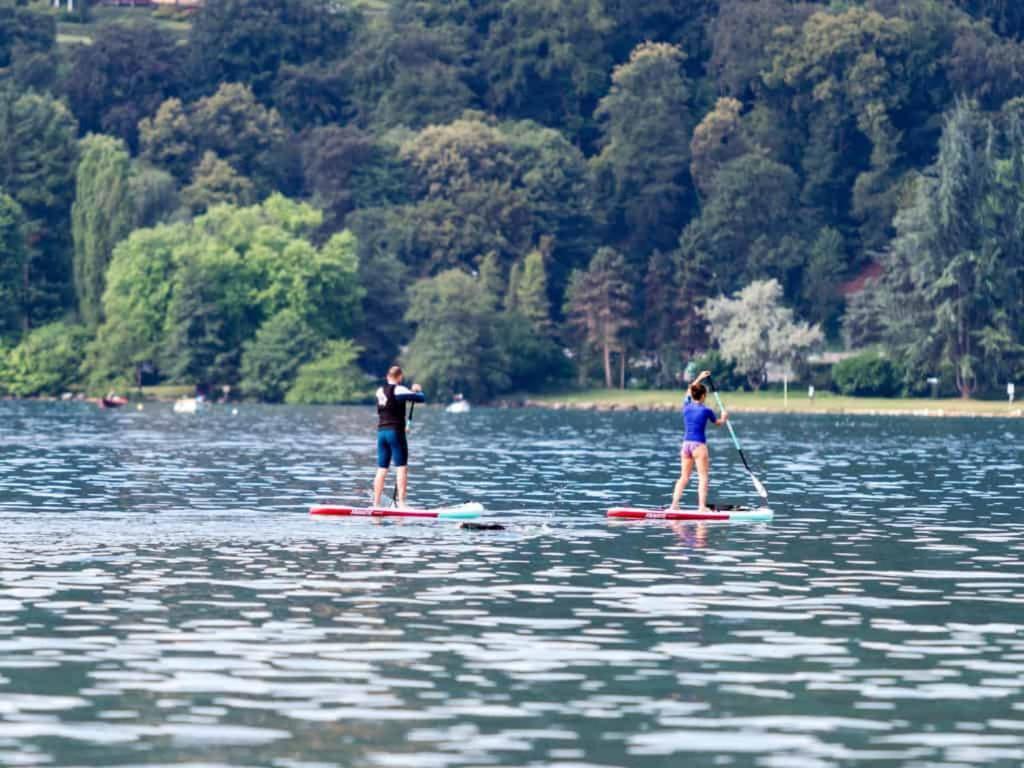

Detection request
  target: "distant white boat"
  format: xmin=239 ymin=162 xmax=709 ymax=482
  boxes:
xmin=173 ymin=397 xmax=207 ymax=414
xmin=445 ymin=399 xmax=471 ymax=414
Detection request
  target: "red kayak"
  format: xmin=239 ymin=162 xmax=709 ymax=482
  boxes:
xmin=310 ymin=502 xmax=483 ymax=520
xmin=608 ymin=506 xmax=773 ymax=522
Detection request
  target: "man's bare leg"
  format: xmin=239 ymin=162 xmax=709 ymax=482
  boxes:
xmin=396 ymin=466 xmax=409 ymax=507
xmin=373 ymin=467 xmax=388 ymax=507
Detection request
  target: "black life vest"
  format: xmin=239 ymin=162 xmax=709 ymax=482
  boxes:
xmin=376 ymin=383 xmax=407 ymax=430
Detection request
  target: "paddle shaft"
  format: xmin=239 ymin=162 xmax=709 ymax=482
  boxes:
xmin=707 ymin=378 xmax=768 ymax=502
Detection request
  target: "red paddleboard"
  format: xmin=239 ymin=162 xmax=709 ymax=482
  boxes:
xmin=310 ymin=502 xmax=482 ymax=520
xmin=608 ymin=506 xmax=773 ymax=522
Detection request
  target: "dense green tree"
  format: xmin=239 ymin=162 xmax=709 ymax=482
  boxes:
xmin=710 ymin=0 xmax=814 ymax=100
xmin=954 ymin=0 xmax=1024 ymax=39
xmin=0 ymin=190 xmax=26 ymax=337
xmin=0 ymin=2 xmax=57 ymax=91
xmin=3 ymin=322 xmax=91 ymax=397
xmin=405 ymin=269 xmax=510 ymax=400
xmin=188 ymin=0 xmax=361 ymax=103
xmin=181 ymin=152 xmax=256 ymax=215
xmin=388 ymin=115 xmax=593 ymax=296
xmin=72 ymin=135 xmax=138 ymax=327
xmin=345 ymin=207 xmax=410 ymax=373
xmin=641 ymin=248 xmax=681 ymax=384
xmin=605 ymin=0 xmax=719 ymax=63
xmin=480 ymin=0 xmax=613 ymax=142
xmin=513 ymin=247 xmax=553 ymax=334
xmin=300 ymin=126 xmax=409 ymax=234
xmin=564 ymin=246 xmax=634 ymax=388
xmin=343 ymin=17 xmax=475 ymax=130
xmin=140 ymin=84 xmax=290 ymax=194
xmin=802 ymin=226 xmax=847 ymax=334
xmin=87 ymin=223 xmax=182 ymax=387
xmin=240 ymin=309 xmax=324 ymax=402
xmin=690 ymin=97 xmax=748 ymax=198
xmin=870 ymin=101 xmax=1024 ymax=396
xmin=679 ymin=153 xmax=806 ymax=299
xmin=90 ymin=197 xmax=362 ymax=389
xmin=64 ymin=22 xmax=183 ymax=149
xmin=0 ymin=89 xmax=78 ymax=326
xmin=286 ymin=339 xmax=369 ymax=404
xmin=592 ymin=42 xmax=696 ymax=258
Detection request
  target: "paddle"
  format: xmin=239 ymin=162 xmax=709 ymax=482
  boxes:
xmin=707 ymin=376 xmax=769 ymax=504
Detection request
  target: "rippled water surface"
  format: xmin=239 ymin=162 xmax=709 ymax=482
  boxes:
xmin=1 ymin=401 xmax=1023 ymax=767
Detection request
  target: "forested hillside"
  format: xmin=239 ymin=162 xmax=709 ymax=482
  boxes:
xmin=1 ymin=0 xmax=1022 ymax=400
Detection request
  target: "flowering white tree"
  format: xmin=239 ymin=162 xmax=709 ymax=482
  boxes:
xmin=701 ymin=279 xmax=823 ymax=390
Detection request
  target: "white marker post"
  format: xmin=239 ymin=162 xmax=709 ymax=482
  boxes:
xmin=808 ymin=385 xmax=815 ymax=403
xmin=1009 ymin=382 xmax=1016 ymax=404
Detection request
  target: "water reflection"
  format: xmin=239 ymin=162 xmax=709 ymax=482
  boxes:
xmin=0 ymin=401 xmax=1022 ymax=766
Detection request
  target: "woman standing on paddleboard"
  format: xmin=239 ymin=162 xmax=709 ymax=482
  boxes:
xmin=373 ymin=366 xmax=426 ymax=508
xmin=671 ymin=369 xmax=728 ymax=513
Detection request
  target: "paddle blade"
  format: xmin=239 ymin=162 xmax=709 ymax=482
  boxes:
xmin=751 ymin=473 xmax=769 ymax=502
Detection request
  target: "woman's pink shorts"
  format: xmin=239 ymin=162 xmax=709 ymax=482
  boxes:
xmin=681 ymin=440 xmax=706 ymax=459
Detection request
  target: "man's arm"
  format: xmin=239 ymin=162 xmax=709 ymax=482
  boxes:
xmin=394 ymin=384 xmax=426 ymax=403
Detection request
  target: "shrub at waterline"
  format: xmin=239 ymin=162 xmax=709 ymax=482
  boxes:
xmin=832 ymin=352 xmax=902 ymax=397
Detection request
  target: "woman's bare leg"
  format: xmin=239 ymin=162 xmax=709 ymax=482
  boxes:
xmin=695 ymin=446 xmax=711 ymax=511
xmin=671 ymin=451 xmax=694 ymax=509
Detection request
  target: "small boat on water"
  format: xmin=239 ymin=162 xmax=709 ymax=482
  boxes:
xmin=445 ymin=394 xmax=471 ymax=414
xmin=99 ymin=395 xmax=128 ymax=409
xmin=173 ymin=397 xmax=207 ymax=414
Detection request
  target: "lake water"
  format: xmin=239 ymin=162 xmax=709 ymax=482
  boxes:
xmin=1 ymin=401 xmax=1023 ymax=767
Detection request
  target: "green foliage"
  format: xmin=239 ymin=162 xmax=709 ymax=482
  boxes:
xmin=0 ymin=3 xmax=57 ymax=91
xmin=286 ymin=338 xmax=370 ymax=404
xmin=0 ymin=189 xmax=26 ymax=338
xmin=3 ymin=322 xmax=91 ymax=397
xmin=512 ymin=247 xmax=553 ymax=334
xmin=832 ymin=352 xmax=902 ymax=397
xmin=802 ymin=227 xmax=847 ymax=335
xmin=64 ymin=21 xmax=184 ymax=150
xmin=181 ymin=152 xmax=256 ymax=214
xmin=689 ymin=349 xmax=744 ymax=393
xmin=140 ymin=84 xmax=289 ymax=194
xmin=343 ymin=16 xmax=475 ymax=130
xmin=90 ymin=196 xmax=362 ymax=390
xmin=564 ymin=246 xmax=634 ymax=388
xmin=379 ymin=114 xmax=592 ymax=288
xmin=0 ymin=89 xmax=78 ymax=327
xmin=480 ymin=0 xmax=614 ymax=142
xmin=593 ymin=42 xmax=695 ymax=257
xmin=188 ymin=0 xmax=361 ymax=108
xmin=240 ymin=309 xmax=324 ymax=402
xmin=71 ymin=134 xmax=138 ymax=327
xmin=867 ymin=100 xmax=1024 ymax=397
xmin=404 ymin=269 xmax=510 ymax=401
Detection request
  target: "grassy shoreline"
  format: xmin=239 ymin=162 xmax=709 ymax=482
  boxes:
xmin=521 ymin=389 xmax=1023 ymax=418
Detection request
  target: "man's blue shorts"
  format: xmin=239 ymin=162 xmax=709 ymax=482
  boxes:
xmin=377 ymin=428 xmax=408 ymax=468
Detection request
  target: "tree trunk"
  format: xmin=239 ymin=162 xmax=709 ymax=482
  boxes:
xmin=603 ymin=343 xmax=612 ymax=388
xmin=619 ymin=348 xmax=626 ymax=390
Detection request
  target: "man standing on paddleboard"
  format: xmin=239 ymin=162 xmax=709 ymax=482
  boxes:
xmin=374 ymin=366 xmax=426 ymax=508
xmin=671 ymin=369 xmax=728 ymax=513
